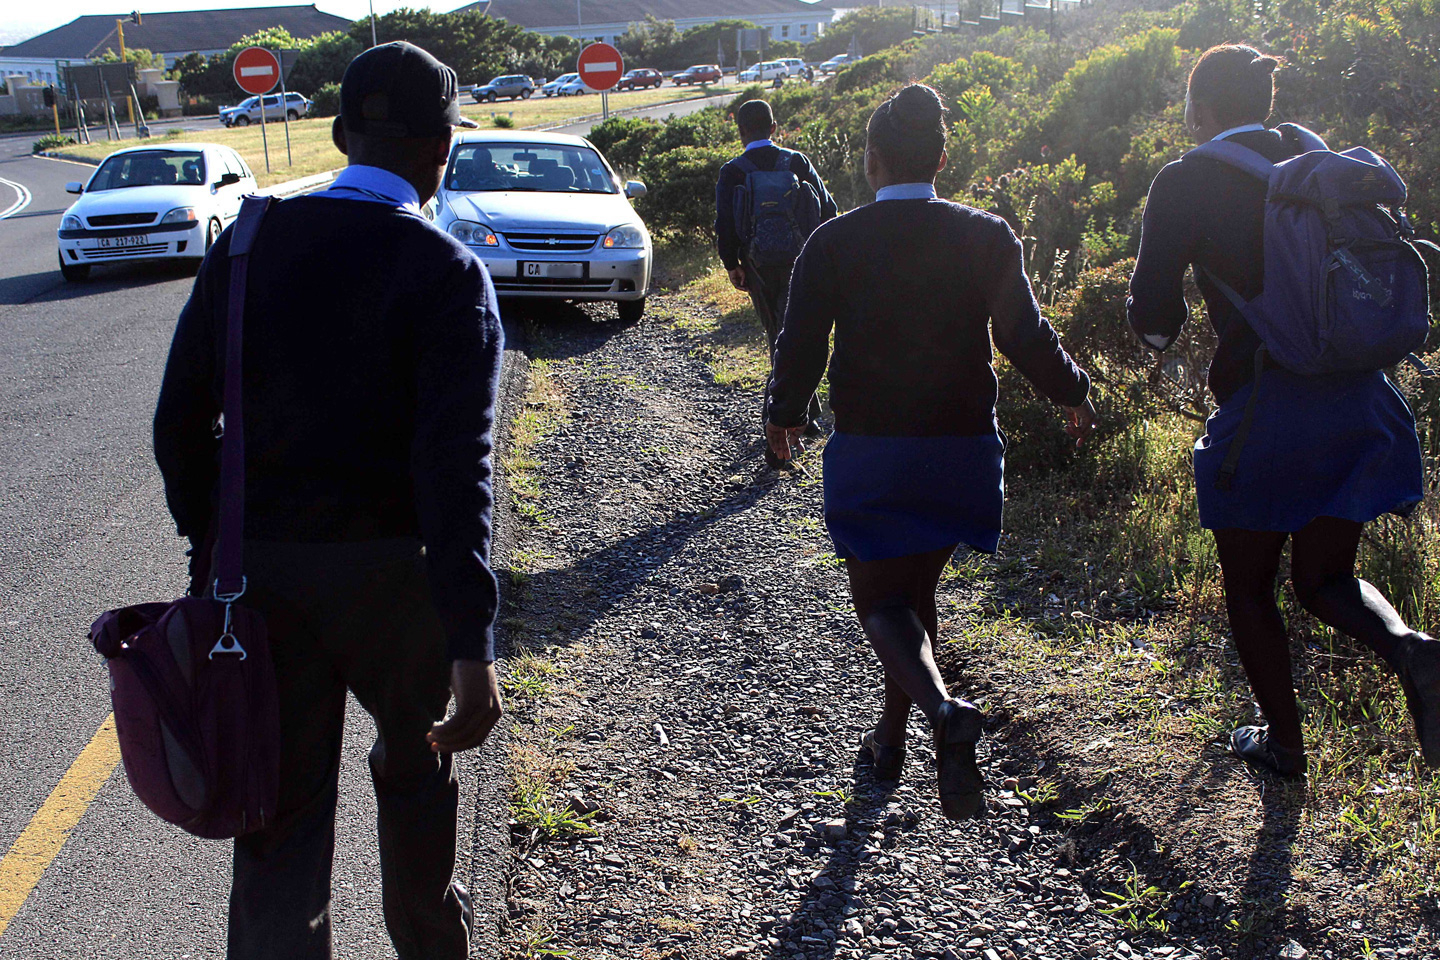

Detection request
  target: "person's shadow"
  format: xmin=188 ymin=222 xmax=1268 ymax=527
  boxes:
xmin=761 ymin=755 xmax=906 ymax=960
xmin=1225 ymin=775 xmax=1305 ymax=951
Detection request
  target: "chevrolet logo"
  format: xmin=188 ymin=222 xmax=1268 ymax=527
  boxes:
xmin=546 ymin=238 xmax=559 ymax=245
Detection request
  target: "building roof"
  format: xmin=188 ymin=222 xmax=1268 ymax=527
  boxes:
xmin=459 ymin=0 xmax=829 ymax=29
xmin=0 ymin=6 xmax=352 ymax=60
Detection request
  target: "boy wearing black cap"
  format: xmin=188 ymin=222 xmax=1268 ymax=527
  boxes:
xmin=715 ymin=98 xmax=837 ymax=466
xmin=155 ymin=42 xmax=499 ymax=960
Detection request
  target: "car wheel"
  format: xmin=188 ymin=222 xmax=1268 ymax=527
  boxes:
xmin=486 ymin=92 xmax=497 ymax=102
xmin=58 ymin=251 xmax=89 ymax=282
xmin=521 ymin=88 xmax=532 ymax=99
xmin=205 ymin=218 xmax=221 ymax=252
xmin=617 ymin=297 xmax=646 ymax=324
xmin=287 ymin=110 xmax=298 ymax=120
xmin=236 ymin=115 xmax=251 ymax=126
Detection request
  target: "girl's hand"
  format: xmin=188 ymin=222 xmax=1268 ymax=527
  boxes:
xmin=1064 ymin=398 xmax=1098 ymax=447
xmin=766 ymin=421 xmax=803 ymax=461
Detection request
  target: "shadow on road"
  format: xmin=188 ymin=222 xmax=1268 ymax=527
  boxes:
xmin=0 ymin=261 xmax=193 ymax=307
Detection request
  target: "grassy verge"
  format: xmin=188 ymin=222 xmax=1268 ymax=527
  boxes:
xmin=48 ymin=86 xmax=734 ymax=188
xmin=650 ymin=240 xmax=770 ymax=390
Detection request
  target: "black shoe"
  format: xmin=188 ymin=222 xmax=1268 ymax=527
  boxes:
xmin=1396 ymin=634 xmax=1440 ymax=767
xmin=933 ymin=699 xmax=984 ymax=819
xmin=1230 ymin=725 xmax=1305 ymax=778
xmin=802 ymin=420 xmax=825 ymax=440
xmin=860 ymin=729 xmax=906 ymax=780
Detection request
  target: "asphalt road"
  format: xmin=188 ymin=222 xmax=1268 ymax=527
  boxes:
xmin=0 ymin=139 xmax=524 ymax=955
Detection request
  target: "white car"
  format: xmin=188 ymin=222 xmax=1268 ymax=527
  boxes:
xmin=543 ymin=73 xmax=580 ymax=96
xmin=57 ymin=143 xmax=257 ymax=281
xmin=435 ymin=131 xmax=651 ymax=322
xmin=739 ymin=60 xmax=788 ymax=83
xmin=776 ymin=58 xmax=808 ymax=77
xmin=556 ymin=77 xmax=590 ymax=96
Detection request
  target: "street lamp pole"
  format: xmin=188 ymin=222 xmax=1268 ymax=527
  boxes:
xmin=369 ymin=0 xmax=378 ymax=46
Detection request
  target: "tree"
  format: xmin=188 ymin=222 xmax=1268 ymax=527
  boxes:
xmin=804 ymin=7 xmax=917 ymax=61
xmin=92 ymin=47 xmax=161 ymax=70
xmin=287 ymin=31 xmax=362 ymax=94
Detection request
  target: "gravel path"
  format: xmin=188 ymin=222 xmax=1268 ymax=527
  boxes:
xmin=494 ymin=295 xmax=1195 ymax=960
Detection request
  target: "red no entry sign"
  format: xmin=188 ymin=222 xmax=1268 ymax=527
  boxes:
xmin=233 ymin=46 xmax=280 ymax=95
xmin=577 ymin=43 xmax=623 ymax=92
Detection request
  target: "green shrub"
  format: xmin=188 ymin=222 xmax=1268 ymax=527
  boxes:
xmin=636 ymin=144 xmax=733 ymax=238
xmin=311 ymin=82 xmax=341 ymax=118
xmin=588 ymin=116 xmax=661 ymax=174
xmin=33 ymin=134 xmax=77 ymax=153
xmin=492 ymin=115 xmax=515 ymax=128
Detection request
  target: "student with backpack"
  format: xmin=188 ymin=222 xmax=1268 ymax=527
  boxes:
xmin=1128 ymin=44 xmax=1440 ymax=777
xmin=715 ymin=98 xmax=838 ymax=466
xmin=767 ymin=84 xmax=1096 ymax=819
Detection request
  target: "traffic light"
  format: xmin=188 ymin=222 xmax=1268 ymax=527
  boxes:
xmin=43 ymin=85 xmax=55 ymax=107
xmin=130 ymin=11 xmax=142 ymax=25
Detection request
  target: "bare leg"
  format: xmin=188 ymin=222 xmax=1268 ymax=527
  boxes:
xmin=1214 ymin=528 xmax=1302 ymax=753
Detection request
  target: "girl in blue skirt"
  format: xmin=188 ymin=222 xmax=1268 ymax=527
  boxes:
xmin=1128 ymin=44 xmax=1440 ymax=776
xmin=766 ymin=84 xmax=1097 ymax=819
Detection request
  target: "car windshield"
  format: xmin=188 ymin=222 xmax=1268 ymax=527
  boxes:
xmin=447 ymin=143 xmax=618 ymax=194
xmin=88 ymin=150 xmax=206 ymax=191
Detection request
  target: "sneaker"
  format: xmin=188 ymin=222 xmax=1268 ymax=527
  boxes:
xmin=1230 ymin=725 xmax=1305 ymax=778
xmin=1396 ymin=634 xmax=1440 ymax=767
xmin=933 ymin=699 xmax=985 ymax=819
xmin=860 ymin=728 xmax=906 ymax=780
xmin=802 ymin=419 xmax=825 ymax=440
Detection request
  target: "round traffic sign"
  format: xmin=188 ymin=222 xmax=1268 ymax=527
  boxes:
xmin=577 ymin=43 xmax=624 ymax=92
xmin=233 ymin=46 xmax=280 ymax=96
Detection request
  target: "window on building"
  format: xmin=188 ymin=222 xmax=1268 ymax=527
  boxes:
xmin=800 ymin=24 xmax=808 ymax=36
xmin=782 ymin=24 xmax=790 ymax=38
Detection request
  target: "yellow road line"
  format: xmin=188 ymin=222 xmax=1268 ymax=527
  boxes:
xmin=0 ymin=714 xmax=121 ymax=939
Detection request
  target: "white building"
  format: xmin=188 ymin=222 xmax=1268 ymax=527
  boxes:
xmin=459 ymin=0 xmax=835 ymax=49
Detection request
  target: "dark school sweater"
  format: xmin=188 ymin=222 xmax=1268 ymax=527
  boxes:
xmin=768 ymin=198 xmax=1090 ymax=436
xmin=714 ymin=144 xmax=838 ymax=270
xmin=153 ymin=195 xmax=504 ymax=661
xmin=1127 ymin=127 xmax=1306 ymax=403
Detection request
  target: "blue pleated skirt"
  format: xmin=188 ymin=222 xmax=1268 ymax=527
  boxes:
xmin=822 ymin=430 xmax=1005 ymax=562
xmin=1194 ymin=368 xmax=1424 ymax=532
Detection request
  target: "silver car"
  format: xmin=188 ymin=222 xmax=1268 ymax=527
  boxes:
xmin=435 ymin=131 xmax=651 ymax=322
xmin=219 ymin=92 xmax=311 ymax=126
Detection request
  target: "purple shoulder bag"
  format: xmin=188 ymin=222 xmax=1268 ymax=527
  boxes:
xmin=89 ymin=194 xmax=281 ymax=840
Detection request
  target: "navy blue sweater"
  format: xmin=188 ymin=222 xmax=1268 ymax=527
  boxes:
xmin=154 ymin=195 xmax=503 ymax=661
xmin=769 ymin=198 xmax=1090 ymax=436
xmin=714 ymin=144 xmax=837 ymax=270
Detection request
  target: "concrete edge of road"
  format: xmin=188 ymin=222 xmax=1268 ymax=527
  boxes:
xmin=528 ymin=89 xmax=732 ymax=131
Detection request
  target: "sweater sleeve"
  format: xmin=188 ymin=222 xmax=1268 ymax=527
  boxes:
xmin=987 ymin=221 xmax=1090 ymax=408
xmin=796 ymin=153 xmax=838 ymax=222
xmin=154 ymin=242 xmax=225 ymax=558
xmin=715 ymin=160 xmax=743 ymax=270
xmin=767 ymin=234 xmax=836 ymax=427
xmin=1127 ymin=162 xmax=1196 ymax=352
xmin=410 ymin=252 xmax=504 ymax=661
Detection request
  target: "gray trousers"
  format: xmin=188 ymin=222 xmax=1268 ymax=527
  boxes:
xmin=226 ymin=538 xmax=470 ymax=960
xmin=745 ymin=260 xmax=822 ymax=428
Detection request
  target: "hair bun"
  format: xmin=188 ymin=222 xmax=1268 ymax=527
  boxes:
xmin=1250 ymin=54 xmax=1283 ymax=75
xmin=890 ymin=83 xmax=944 ymax=131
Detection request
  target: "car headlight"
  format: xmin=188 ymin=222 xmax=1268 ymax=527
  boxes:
xmin=61 ymin=215 xmax=81 ymax=230
xmin=449 ymin=220 xmax=498 ymax=246
xmin=161 ymin=206 xmax=198 ymax=224
xmin=603 ymin=224 xmax=647 ymax=249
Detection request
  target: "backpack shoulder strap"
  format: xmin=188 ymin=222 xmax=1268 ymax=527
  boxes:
xmin=1184 ymin=139 xmax=1276 ymax=183
xmin=733 ymin=154 xmax=761 ymax=176
xmin=213 ymin=193 xmax=277 ymax=601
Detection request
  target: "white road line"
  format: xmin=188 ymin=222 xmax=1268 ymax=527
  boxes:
xmin=0 ymin=177 xmax=32 ymax=220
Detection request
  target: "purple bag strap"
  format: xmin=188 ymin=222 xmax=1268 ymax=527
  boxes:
xmin=213 ymin=194 xmax=276 ymax=601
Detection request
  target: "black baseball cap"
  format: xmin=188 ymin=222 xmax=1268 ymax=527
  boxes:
xmin=340 ymin=41 xmax=478 ymax=138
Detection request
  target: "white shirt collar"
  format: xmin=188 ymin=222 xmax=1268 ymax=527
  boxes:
xmin=1212 ymin=123 xmax=1267 ymax=142
xmin=744 ymin=139 xmax=775 ymax=151
xmin=320 ymin=165 xmax=421 ymax=213
xmin=875 ymin=182 xmax=937 ymax=202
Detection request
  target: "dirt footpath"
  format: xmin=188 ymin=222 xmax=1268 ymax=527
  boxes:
xmin=491 ymin=294 xmax=1168 ymax=960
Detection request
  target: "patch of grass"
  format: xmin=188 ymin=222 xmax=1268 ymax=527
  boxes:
xmin=1096 ymin=860 xmax=1191 ymax=934
xmin=502 ymin=650 xmax=563 ymax=703
xmin=510 ymin=746 xmax=594 ymax=841
xmin=502 ymin=356 xmax=567 ymax=526
xmin=653 ymin=250 xmax=770 ymax=390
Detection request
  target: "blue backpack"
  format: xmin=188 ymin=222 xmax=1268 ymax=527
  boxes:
xmin=1185 ymin=124 xmax=1434 ymax=489
xmin=732 ymin=149 xmax=823 ymax=268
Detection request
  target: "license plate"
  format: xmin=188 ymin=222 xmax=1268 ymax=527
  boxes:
xmin=89 ymin=234 xmax=150 ymax=249
xmin=522 ymin=261 xmax=583 ymax=279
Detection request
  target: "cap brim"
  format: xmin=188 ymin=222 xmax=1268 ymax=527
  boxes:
xmin=455 ymin=117 xmax=479 ymax=128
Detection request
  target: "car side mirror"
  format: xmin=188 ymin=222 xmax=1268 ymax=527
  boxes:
xmin=65 ymin=181 xmax=84 ymax=194
xmin=216 ymin=172 xmax=241 ymax=187
xmin=625 ymin=180 xmax=647 ymax=199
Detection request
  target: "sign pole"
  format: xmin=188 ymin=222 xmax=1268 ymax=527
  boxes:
xmin=258 ymin=96 xmax=271 ymax=173
xmin=234 ymin=47 xmax=281 ymax=174
xmin=116 ymin=19 xmax=135 ymax=126
xmin=602 ymin=89 xmax=608 ymax=120
xmin=576 ymin=42 xmax=623 ymax=116
xmin=277 ymin=50 xmax=293 ymax=166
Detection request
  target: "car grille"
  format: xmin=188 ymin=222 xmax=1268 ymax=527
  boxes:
xmin=80 ymin=243 xmax=170 ymax=260
xmin=502 ymin=232 xmax=599 ymax=253
xmin=87 ymin=213 xmax=157 ymax=227
xmin=493 ymin=276 xmax=616 ymax=294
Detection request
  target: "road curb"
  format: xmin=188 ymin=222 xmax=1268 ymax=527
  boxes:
xmin=527 ymin=91 xmax=733 ymax=132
